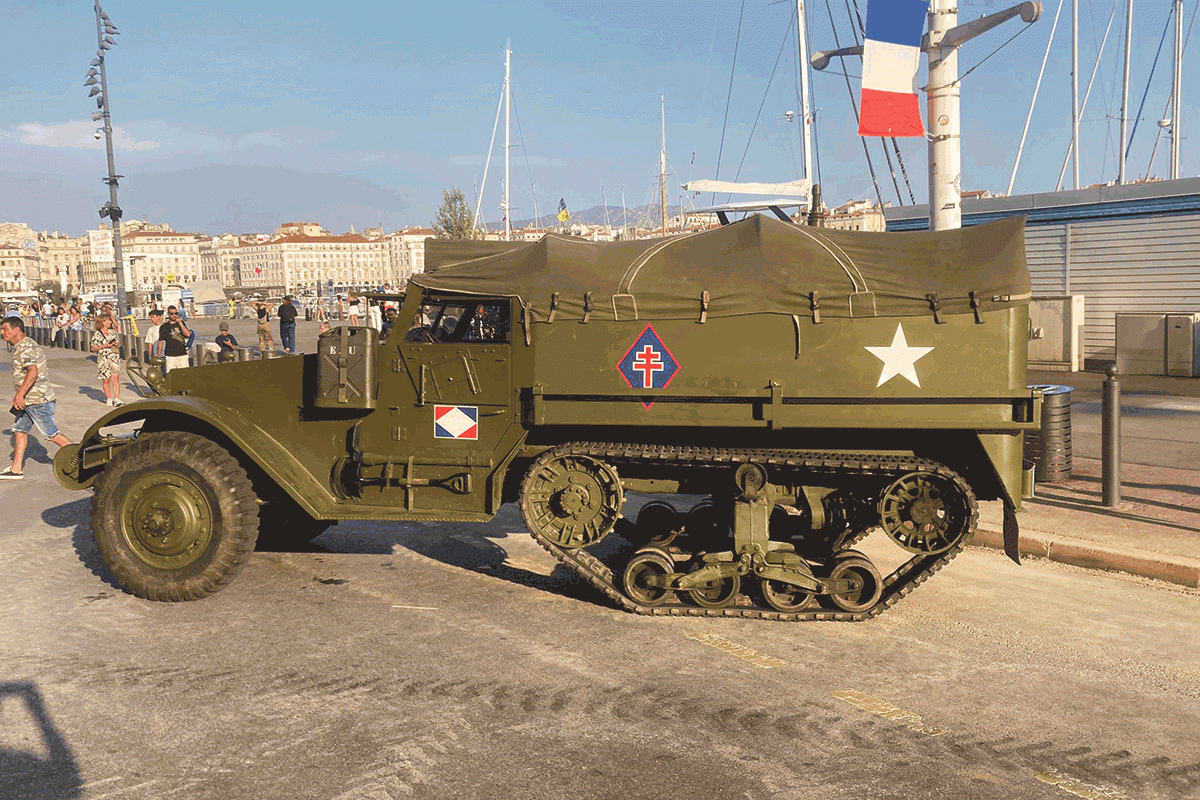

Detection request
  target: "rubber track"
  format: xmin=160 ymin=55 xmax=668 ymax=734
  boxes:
xmin=522 ymin=442 xmax=979 ymax=622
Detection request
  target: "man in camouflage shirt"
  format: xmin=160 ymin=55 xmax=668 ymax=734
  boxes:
xmin=1 ymin=317 xmax=73 ymax=479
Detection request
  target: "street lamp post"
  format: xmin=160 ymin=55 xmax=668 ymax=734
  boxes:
xmin=85 ymin=2 xmax=128 ymax=318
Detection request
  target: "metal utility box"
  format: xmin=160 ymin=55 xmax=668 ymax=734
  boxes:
xmin=1166 ymin=313 xmax=1200 ymax=377
xmin=315 ymin=326 xmax=378 ymax=408
xmin=1029 ymin=295 xmax=1085 ymax=372
xmin=1116 ymin=312 xmax=1200 ymax=376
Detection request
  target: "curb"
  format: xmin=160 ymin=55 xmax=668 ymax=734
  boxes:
xmin=972 ymin=525 xmax=1200 ymax=589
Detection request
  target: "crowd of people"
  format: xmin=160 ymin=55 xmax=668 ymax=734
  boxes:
xmin=2 ymin=286 xmax=411 ymax=481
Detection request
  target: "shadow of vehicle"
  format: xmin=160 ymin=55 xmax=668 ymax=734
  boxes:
xmin=0 ymin=681 xmax=82 ymax=800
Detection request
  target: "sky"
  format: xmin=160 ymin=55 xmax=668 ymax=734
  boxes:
xmin=1 ymin=0 xmax=1196 ymax=237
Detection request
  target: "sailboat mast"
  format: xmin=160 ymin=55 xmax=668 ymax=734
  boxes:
xmin=1172 ymin=0 xmax=1182 ymax=179
xmin=1072 ymin=0 xmax=1079 ymax=189
xmin=1119 ymin=0 xmax=1132 ymax=184
xmin=660 ymin=96 xmax=668 ymax=236
xmin=504 ymin=45 xmax=512 ymax=241
xmin=796 ymin=0 xmax=814 ymax=182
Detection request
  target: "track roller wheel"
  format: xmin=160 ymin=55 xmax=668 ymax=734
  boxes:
xmin=633 ymin=500 xmax=681 ymax=547
xmin=825 ymin=553 xmax=883 ymax=613
xmin=759 ymin=577 xmax=817 ymax=613
xmin=622 ymin=547 xmax=676 ymax=607
xmin=686 ymin=568 xmax=741 ymax=609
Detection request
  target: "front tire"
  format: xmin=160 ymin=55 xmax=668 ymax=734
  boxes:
xmin=91 ymin=432 xmax=260 ymax=600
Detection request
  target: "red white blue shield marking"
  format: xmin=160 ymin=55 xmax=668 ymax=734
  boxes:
xmin=434 ymin=405 xmax=478 ymax=440
xmin=617 ymin=324 xmax=680 ymax=408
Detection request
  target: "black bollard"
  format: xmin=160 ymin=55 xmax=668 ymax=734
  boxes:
xmin=1102 ymin=364 xmax=1121 ymax=507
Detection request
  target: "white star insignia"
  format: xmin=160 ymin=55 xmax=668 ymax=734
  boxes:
xmin=865 ymin=323 xmax=934 ymax=388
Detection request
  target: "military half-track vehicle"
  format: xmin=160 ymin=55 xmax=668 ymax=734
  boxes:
xmin=57 ymin=215 xmax=1039 ymax=620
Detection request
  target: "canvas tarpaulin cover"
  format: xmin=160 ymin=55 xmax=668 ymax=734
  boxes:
xmin=414 ymin=214 xmax=1029 ymax=321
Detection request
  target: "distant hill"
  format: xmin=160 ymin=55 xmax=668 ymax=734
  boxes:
xmin=496 ymin=203 xmax=683 ymax=231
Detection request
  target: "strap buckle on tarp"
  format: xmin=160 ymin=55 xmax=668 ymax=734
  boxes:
xmin=582 ymin=291 xmax=594 ymax=324
xmin=809 ymin=291 xmax=821 ymax=324
xmin=547 ymin=292 xmax=560 ymax=323
xmin=925 ymin=292 xmax=944 ymax=324
xmin=699 ymin=291 xmax=710 ymax=324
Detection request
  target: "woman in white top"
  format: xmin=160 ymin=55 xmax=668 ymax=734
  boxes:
xmin=347 ymin=294 xmax=361 ymax=326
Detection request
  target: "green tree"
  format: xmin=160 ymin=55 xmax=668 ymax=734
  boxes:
xmin=432 ymin=188 xmax=479 ymax=239
xmin=33 ymin=280 xmax=65 ymax=307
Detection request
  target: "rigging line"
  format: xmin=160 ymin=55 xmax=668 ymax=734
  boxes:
xmin=1057 ymin=0 xmax=1118 ymax=191
xmin=822 ymin=0 xmax=885 ymax=209
xmin=847 ymin=0 xmax=914 ymax=204
xmin=953 ymin=24 xmax=1036 ymax=86
xmin=713 ymin=0 xmax=746 ymax=207
xmin=509 ymin=89 xmax=541 ymax=230
xmin=891 ymin=138 xmax=915 ymax=204
xmin=1145 ymin=0 xmax=1199 ymax=178
xmin=732 ymin=2 xmax=797 ymax=183
xmin=1007 ymin=0 xmax=1066 ymax=197
xmin=1125 ymin=5 xmax=1175 ymax=160
xmin=474 ymin=83 xmax=506 ymax=231
xmin=845 ymin=0 xmax=902 ymax=206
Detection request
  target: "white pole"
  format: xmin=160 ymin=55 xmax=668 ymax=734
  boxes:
xmin=1072 ymin=0 xmax=1079 ymax=189
xmin=660 ymin=96 xmax=668 ymax=235
xmin=927 ymin=0 xmax=962 ymax=230
xmin=1119 ymin=0 xmax=1133 ymax=184
xmin=797 ymin=0 xmax=814 ymax=183
xmin=1172 ymin=0 xmax=1182 ymax=179
xmin=504 ymin=45 xmax=511 ymax=241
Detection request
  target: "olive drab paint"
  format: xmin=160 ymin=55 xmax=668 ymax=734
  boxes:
xmin=58 ymin=215 xmax=1041 ymax=617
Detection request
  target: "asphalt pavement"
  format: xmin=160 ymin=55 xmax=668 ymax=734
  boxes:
xmin=5 ymin=322 xmax=1199 ymax=589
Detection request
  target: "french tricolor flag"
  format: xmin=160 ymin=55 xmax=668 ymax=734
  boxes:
xmin=859 ymin=0 xmax=929 ymax=137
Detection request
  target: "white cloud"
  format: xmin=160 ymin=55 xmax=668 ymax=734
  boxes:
xmin=446 ymin=153 xmax=565 ymax=167
xmin=235 ymin=132 xmax=284 ymax=149
xmin=1 ymin=119 xmax=295 ymax=155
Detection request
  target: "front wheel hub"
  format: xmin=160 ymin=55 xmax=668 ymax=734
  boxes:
xmin=122 ymin=473 xmax=214 ymax=567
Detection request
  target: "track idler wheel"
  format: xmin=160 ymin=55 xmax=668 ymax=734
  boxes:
xmin=824 ymin=552 xmax=883 ymax=613
xmin=521 ymin=451 xmax=623 ymax=549
xmin=622 ymin=547 xmax=676 ymax=607
xmin=878 ymin=470 xmax=972 ymax=554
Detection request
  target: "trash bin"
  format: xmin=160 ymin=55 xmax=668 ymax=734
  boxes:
xmin=1024 ymin=384 xmax=1073 ymax=482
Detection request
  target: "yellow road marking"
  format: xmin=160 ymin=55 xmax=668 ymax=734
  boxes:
xmin=685 ymin=632 xmax=786 ymax=669
xmin=832 ymin=689 xmax=944 ymax=736
xmin=1035 ymin=769 xmax=1134 ymax=800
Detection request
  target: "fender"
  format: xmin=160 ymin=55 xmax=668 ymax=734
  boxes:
xmin=55 ymin=396 xmax=336 ymax=518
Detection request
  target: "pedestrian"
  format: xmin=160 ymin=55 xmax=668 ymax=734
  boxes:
xmin=1 ymin=316 xmax=73 ymax=479
xmin=90 ymin=313 xmax=124 ymax=407
xmin=215 ymin=321 xmax=239 ymax=363
xmin=277 ymin=295 xmax=298 ymax=354
xmin=380 ymin=306 xmax=399 ymax=342
xmin=54 ymin=305 xmax=70 ymax=347
xmin=347 ymin=293 xmax=361 ymax=326
xmin=157 ymin=305 xmax=192 ymax=373
xmin=318 ymin=320 xmax=331 ymax=335
xmin=143 ymin=308 xmax=165 ymax=362
xmin=366 ymin=299 xmax=382 ymax=332
xmin=255 ymin=301 xmax=275 ymax=352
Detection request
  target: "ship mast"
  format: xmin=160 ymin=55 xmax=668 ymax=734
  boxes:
xmin=504 ymin=45 xmax=512 ymax=241
xmin=797 ymin=0 xmax=814 ymax=183
xmin=660 ymin=96 xmax=668 ymax=236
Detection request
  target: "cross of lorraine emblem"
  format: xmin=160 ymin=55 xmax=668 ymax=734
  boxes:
xmin=617 ymin=324 xmax=680 ymax=408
